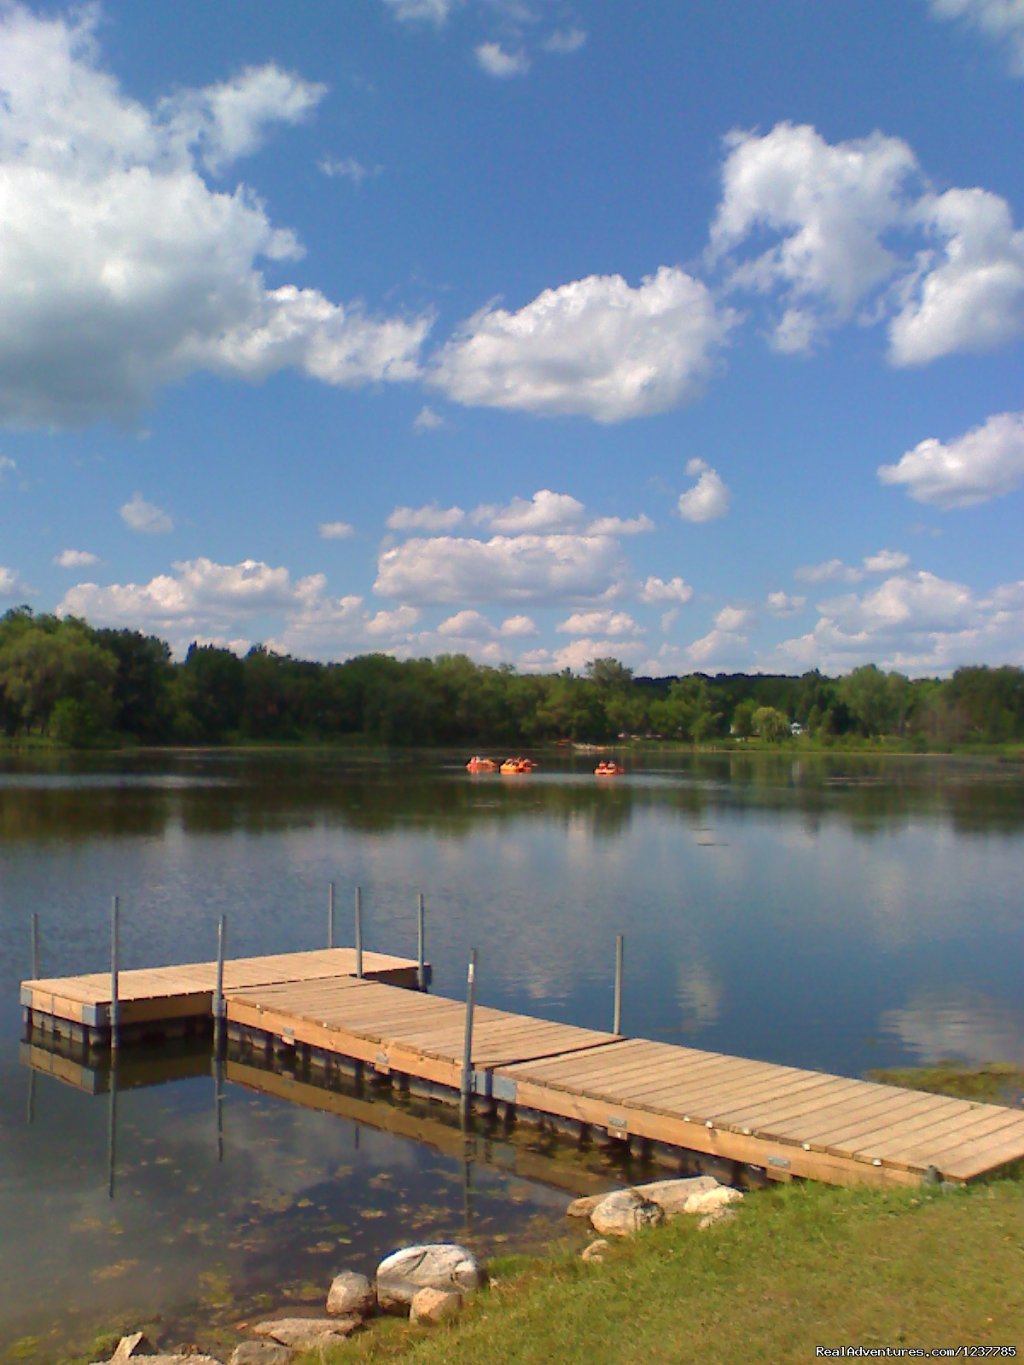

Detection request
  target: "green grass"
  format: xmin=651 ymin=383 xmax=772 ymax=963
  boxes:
xmin=868 ymin=1061 xmax=1024 ymax=1105
xmin=288 ymin=1178 xmax=1024 ymax=1365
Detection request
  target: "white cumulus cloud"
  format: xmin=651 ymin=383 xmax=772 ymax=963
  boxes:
xmin=383 ymin=0 xmax=459 ymax=24
xmin=586 ymin=514 xmax=654 ymax=535
xmin=413 ymin=405 xmax=445 ymax=431
xmin=0 ymin=5 xmax=428 ymax=428
xmin=319 ymin=521 xmax=355 ymax=540
xmin=499 ymin=614 xmax=537 ymax=637
xmin=54 ymin=549 xmax=100 ymax=568
xmin=374 ymin=533 xmax=626 ymax=604
xmin=431 ymin=267 xmax=731 ymax=422
xmin=473 ymin=489 xmax=585 ymax=534
xmin=767 ymin=590 xmax=806 ymax=615
xmin=889 ymin=189 xmax=1024 ymax=365
xmin=387 ymin=502 xmax=466 ymax=532
xmin=677 ymin=458 xmax=731 ymax=522
xmin=120 ymin=493 xmax=174 ymax=535
xmin=557 ymin=610 xmax=643 ymax=637
xmin=928 ymin=0 xmax=1024 ymax=74
xmin=640 ymin=576 xmax=694 ymax=604
xmin=475 ymin=42 xmax=530 ymax=77
xmin=710 ymin=122 xmax=920 ymax=351
xmin=879 ymin=411 xmax=1024 ymax=507
xmin=543 ymin=28 xmax=588 ymax=54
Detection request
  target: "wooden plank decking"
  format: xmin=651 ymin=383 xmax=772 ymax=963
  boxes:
xmin=224 ymin=974 xmax=1024 ymax=1189
xmin=21 ymin=947 xmax=423 ymax=1030
xmin=22 ymin=950 xmax=1024 ymax=1188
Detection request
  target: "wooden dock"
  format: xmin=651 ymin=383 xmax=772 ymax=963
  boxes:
xmin=21 ymin=950 xmax=1024 ymax=1189
xmin=21 ymin=947 xmax=424 ymax=1039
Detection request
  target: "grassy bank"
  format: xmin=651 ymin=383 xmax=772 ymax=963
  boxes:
xmin=302 ymin=1177 xmax=1024 ymax=1365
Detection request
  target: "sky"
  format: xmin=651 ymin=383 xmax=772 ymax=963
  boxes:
xmin=1 ymin=0 xmax=1023 ymax=677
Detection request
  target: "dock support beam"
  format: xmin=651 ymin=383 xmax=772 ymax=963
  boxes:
xmin=613 ymin=933 xmax=624 ymax=1036
xmin=214 ymin=915 xmax=227 ymax=1057
xmin=355 ymin=887 xmax=364 ymax=979
xmin=110 ymin=896 xmax=121 ymax=1054
xmin=460 ymin=949 xmax=478 ymax=1122
xmin=417 ymin=893 xmax=426 ymax=992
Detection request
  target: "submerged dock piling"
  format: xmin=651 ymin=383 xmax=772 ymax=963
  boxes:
xmin=214 ymin=914 xmax=227 ymax=1056
xmin=417 ymin=893 xmax=426 ymax=991
xmin=613 ymin=932 xmax=624 ymax=1036
xmin=110 ymin=896 xmax=121 ymax=1054
xmin=460 ymin=948 xmax=478 ymax=1121
xmin=355 ymin=886 xmax=364 ymax=979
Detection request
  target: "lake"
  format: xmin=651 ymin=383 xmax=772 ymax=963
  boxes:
xmin=1 ymin=749 xmax=1023 ymax=1357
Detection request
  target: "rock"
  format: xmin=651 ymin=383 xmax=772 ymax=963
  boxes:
xmin=580 ymin=1239 xmax=610 ymax=1263
xmin=698 ymin=1207 xmax=738 ymax=1230
xmin=251 ymin=1316 xmax=361 ymax=1349
xmin=566 ymin=1192 xmax=606 ymax=1218
xmin=110 ymin=1335 xmax=157 ymax=1361
xmin=327 ymin=1269 xmax=376 ymax=1318
xmin=376 ymin=1243 xmax=484 ymax=1312
xmin=229 ymin=1346 xmax=291 ymax=1365
xmin=633 ymin=1176 xmax=722 ymax=1216
xmin=683 ymin=1186 xmax=743 ymax=1217
xmin=409 ymin=1287 xmax=464 ymax=1325
xmin=590 ymin=1189 xmax=665 ymax=1237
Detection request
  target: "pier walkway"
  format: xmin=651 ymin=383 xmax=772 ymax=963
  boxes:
xmin=21 ymin=950 xmax=1024 ymax=1190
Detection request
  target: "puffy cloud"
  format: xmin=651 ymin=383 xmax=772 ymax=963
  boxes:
xmin=639 ymin=575 xmax=694 ymax=604
xmin=557 ymin=610 xmax=643 ymax=637
xmin=686 ymin=626 xmax=751 ymax=669
xmin=766 ymin=570 xmax=1024 ymax=674
xmin=57 ymin=554 xmax=424 ymax=661
xmin=767 ymin=590 xmax=806 ymax=615
xmin=413 ymin=405 xmax=445 ymax=431
xmin=863 ymin=549 xmax=910 ymax=573
xmin=473 ymin=489 xmax=584 ymax=534
xmin=677 ymin=458 xmax=731 ymax=522
xmin=319 ymin=521 xmax=354 ymax=540
xmin=163 ymin=64 xmax=326 ymax=175
xmin=386 ymin=502 xmax=466 ymax=532
xmin=54 ymin=549 xmax=99 ymax=568
xmin=0 ymin=5 xmax=428 ymax=427
xmin=586 ymin=514 xmax=654 ymax=535
xmin=879 ymin=411 xmax=1024 ymax=507
xmin=438 ymin=608 xmax=493 ymax=637
xmin=928 ymin=0 xmax=1024 ymax=74
xmin=431 ymin=267 xmax=731 ymax=422
xmin=383 ymin=0 xmax=459 ymax=23
xmin=543 ymin=28 xmax=588 ymax=54
xmin=0 ymin=566 xmax=31 ymax=598
xmin=120 ymin=493 xmax=174 ymax=535
xmin=499 ymin=614 xmax=537 ymax=637
xmin=710 ymin=122 xmax=919 ymax=350
xmin=795 ymin=557 xmax=862 ymax=584
xmin=475 ymin=42 xmax=530 ymax=77
xmin=714 ymin=604 xmax=753 ymax=631
xmin=374 ymin=533 xmax=626 ymax=604
xmin=889 ymin=189 xmax=1024 ymax=365
xmin=532 ymin=637 xmax=648 ymax=673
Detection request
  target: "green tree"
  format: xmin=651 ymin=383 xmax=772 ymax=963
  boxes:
xmin=752 ymin=705 xmax=789 ymax=742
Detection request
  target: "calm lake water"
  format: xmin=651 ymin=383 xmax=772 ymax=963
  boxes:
xmin=1 ymin=749 xmax=1023 ymax=1357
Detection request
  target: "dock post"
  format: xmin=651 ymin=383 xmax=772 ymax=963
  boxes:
xmin=355 ymin=886 xmax=364 ymax=979
xmin=613 ymin=933 xmax=624 ymax=1036
xmin=214 ymin=914 xmax=227 ymax=1057
xmin=30 ymin=911 xmax=40 ymax=980
xmin=417 ymin=892 xmax=426 ymax=991
xmin=107 ymin=1058 xmax=118 ymax=1199
xmin=110 ymin=896 xmax=121 ymax=1054
xmin=328 ymin=881 xmax=336 ymax=950
xmin=460 ymin=949 xmax=478 ymax=1122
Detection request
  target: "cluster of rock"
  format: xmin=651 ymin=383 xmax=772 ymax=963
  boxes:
xmin=568 ymin=1175 xmax=743 ymax=1258
xmin=90 ymin=1242 xmax=486 ymax=1364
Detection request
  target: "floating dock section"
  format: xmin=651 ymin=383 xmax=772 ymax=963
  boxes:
xmin=21 ymin=950 xmax=1024 ymax=1190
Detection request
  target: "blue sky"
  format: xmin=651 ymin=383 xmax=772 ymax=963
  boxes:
xmin=1 ymin=0 xmax=1023 ymax=675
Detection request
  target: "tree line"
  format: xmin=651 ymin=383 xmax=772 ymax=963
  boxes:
xmin=1 ymin=606 xmax=1023 ymax=749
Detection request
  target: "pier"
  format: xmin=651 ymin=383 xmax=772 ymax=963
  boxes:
xmin=21 ymin=947 xmax=1024 ymax=1190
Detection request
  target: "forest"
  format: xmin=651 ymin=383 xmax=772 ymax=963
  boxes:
xmin=1 ymin=605 xmax=1023 ymax=749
